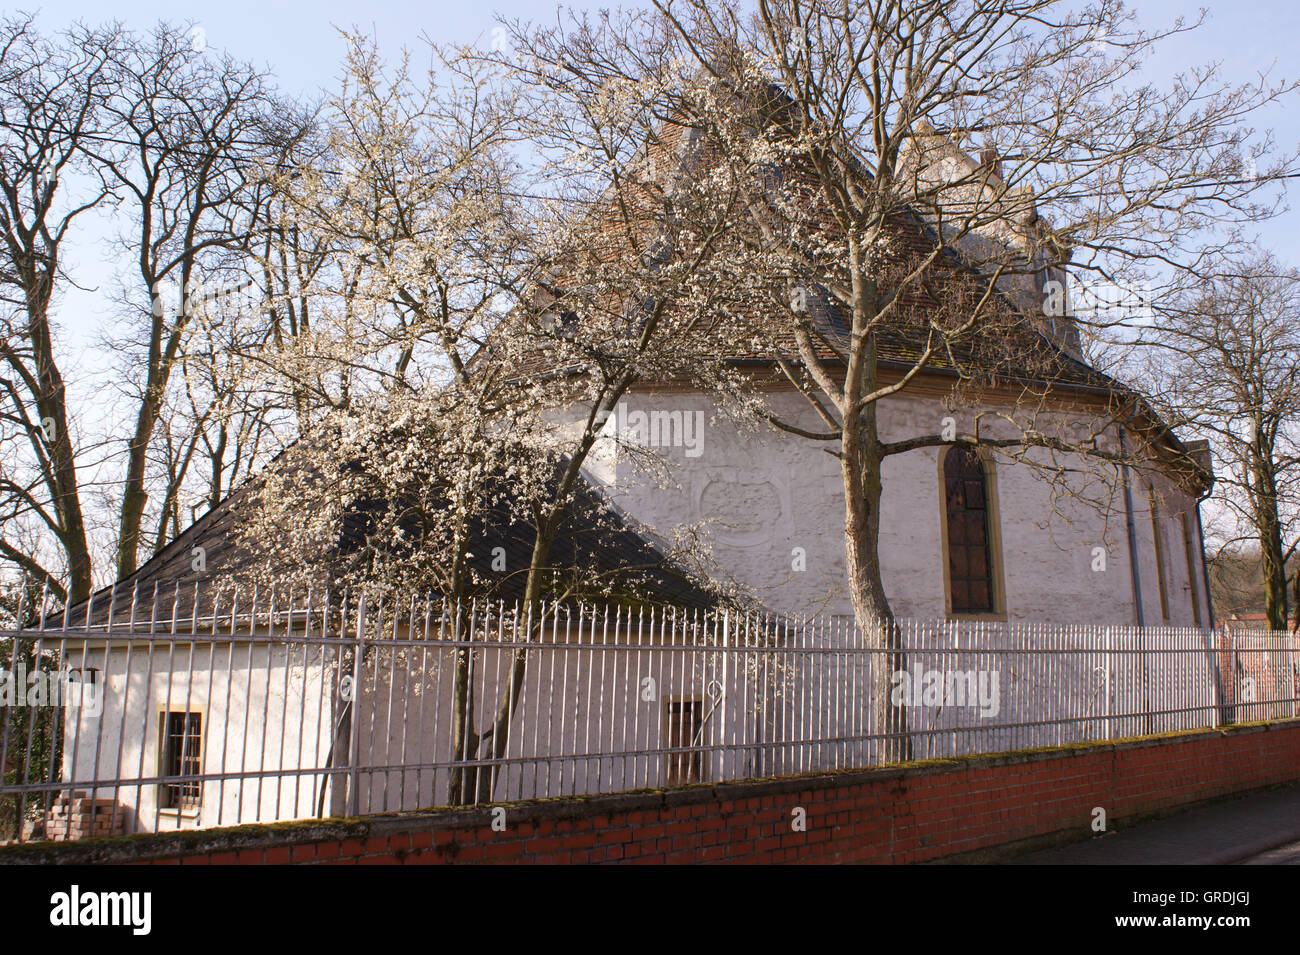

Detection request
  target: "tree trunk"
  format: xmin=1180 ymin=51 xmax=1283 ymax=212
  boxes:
xmin=1250 ymin=444 xmax=1289 ymax=631
xmin=446 ymin=608 xmax=481 ymax=804
xmin=442 ymin=530 xmax=481 ymax=806
xmin=840 ymin=401 xmax=910 ymax=764
xmin=116 ymin=390 xmax=158 ymax=581
xmin=469 ymin=521 xmax=556 ymax=804
xmin=25 ymin=276 xmax=93 ymax=606
xmin=1260 ymin=525 xmax=1287 ymax=632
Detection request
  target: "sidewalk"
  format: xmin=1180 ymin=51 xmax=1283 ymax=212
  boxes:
xmin=1010 ymin=783 xmax=1300 ymax=865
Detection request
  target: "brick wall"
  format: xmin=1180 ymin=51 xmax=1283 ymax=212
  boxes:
xmin=4 ymin=719 xmax=1298 ymax=865
xmin=27 ymin=793 xmax=127 ymax=842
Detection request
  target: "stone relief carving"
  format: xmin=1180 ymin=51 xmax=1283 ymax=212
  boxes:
xmin=692 ymin=466 xmax=794 ymax=548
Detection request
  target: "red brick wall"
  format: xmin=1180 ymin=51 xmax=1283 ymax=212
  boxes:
xmin=6 ymin=720 xmax=1299 ymax=865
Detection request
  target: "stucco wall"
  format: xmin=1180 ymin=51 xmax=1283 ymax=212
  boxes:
xmin=585 ymin=385 xmax=1210 ymax=626
xmin=63 ymin=641 xmax=334 ymax=834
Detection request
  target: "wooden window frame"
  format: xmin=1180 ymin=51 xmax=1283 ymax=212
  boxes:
xmin=937 ymin=445 xmax=1008 ymax=621
xmin=662 ymin=696 xmax=705 ymax=786
xmin=157 ymin=708 xmax=204 ymax=814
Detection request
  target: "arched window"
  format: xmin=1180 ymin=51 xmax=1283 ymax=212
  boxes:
xmin=944 ymin=447 xmax=996 ymax=614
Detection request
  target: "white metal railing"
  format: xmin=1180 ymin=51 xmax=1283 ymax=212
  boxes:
xmin=1 ymin=584 xmax=1297 ymax=842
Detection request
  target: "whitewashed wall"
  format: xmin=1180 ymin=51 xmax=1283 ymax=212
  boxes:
xmin=62 ymin=641 xmax=335 ymax=833
xmin=584 ymin=385 xmax=1210 ymax=627
xmin=51 ymin=379 xmax=1217 ymax=829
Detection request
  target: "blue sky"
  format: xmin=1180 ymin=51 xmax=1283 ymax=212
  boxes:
xmin=35 ymin=0 xmax=595 ymax=92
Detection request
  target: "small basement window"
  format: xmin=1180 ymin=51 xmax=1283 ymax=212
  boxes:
xmin=664 ymin=698 xmax=704 ymax=786
xmin=159 ymin=711 xmax=202 ymax=811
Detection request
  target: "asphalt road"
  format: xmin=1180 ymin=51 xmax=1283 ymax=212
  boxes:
xmin=1011 ymin=783 xmax=1300 ymax=865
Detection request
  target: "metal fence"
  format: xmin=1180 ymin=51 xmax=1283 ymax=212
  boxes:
xmin=1 ymin=585 xmax=1297 ymax=842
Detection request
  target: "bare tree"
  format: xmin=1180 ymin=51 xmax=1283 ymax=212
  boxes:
xmin=148 ymin=277 xmax=288 ymax=553
xmin=1143 ymin=250 xmax=1300 ymax=630
xmin=0 ymin=17 xmax=119 ymax=604
xmin=90 ymin=21 xmax=297 ymax=580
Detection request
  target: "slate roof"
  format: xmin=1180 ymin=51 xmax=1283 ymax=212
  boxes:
xmin=63 ymin=459 xmax=720 ymax=630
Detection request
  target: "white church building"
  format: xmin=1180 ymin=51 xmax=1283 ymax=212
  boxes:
xmin=29 ymin=123 xmax=1242 ymax=841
